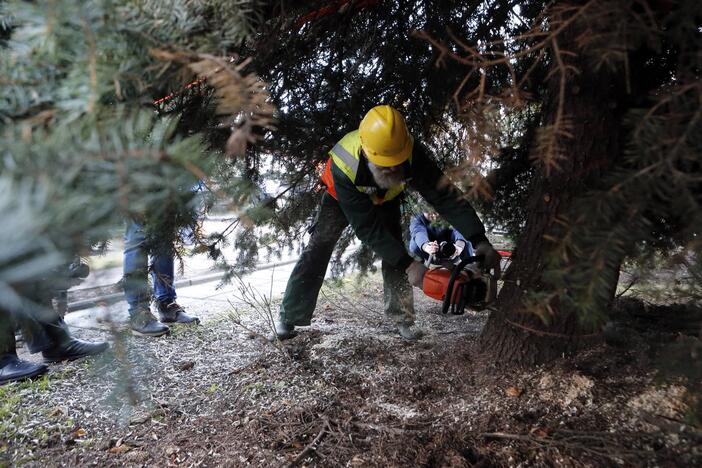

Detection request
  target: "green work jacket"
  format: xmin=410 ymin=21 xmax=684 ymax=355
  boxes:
xmin=330 ymin=130 xmax=488 ymax=269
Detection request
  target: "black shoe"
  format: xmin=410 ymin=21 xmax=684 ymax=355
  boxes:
xmin=130 ymin=308 xmax=170 ymax=337
xmin=0 ymin=353 xmax=48 ymax=385
xmin=42 ymin=338 xmax=109 ymax=363
xmin=157 ymin=301 xmax=200 ymax=325
xmin=267 ymin=320 xmax=296 ymax=342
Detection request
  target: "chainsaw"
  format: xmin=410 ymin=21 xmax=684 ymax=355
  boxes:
xmin=421 ymin=243 xmax=498 ymax=315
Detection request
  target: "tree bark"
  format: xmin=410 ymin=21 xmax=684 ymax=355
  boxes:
xmin=479 ymin=10 xmax=626 ymax=365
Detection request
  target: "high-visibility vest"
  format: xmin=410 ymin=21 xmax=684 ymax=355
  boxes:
xmin=320 ymin=130 xmax=410 ymax=205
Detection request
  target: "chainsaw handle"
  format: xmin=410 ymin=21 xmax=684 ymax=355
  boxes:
xmin=440 ymin=255 xmax=487 ymax=315
xmin=441 ymin=260 xmax=467 ymax=314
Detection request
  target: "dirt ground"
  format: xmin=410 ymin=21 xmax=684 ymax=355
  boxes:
xmin=1 ymin=274 xmax=700 ymax=467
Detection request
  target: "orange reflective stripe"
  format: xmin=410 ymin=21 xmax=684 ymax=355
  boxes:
xmin=320 ymin=158 xmax=338 ymax=199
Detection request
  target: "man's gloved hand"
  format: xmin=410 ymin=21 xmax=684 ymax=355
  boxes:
xmin=474 ymin=241 xmax=502 ymax=279
xmin=405 ymin=260 xmax=428 ymax=288
xmin=451 ymin=240 xmax=466 ymax=259
xmin=421 ymin=241 xmax=439 ymax=255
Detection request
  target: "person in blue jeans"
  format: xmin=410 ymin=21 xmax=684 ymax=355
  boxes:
xmin=409 ymin=212 xmax=474 ymax=265
xmin=123 ymin=221 xmax=200 ymax=336
xmin=124 ymin=183 xmax=208 ymax=336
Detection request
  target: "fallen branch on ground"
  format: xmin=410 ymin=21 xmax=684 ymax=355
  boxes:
xmin=286 ymin=418 xmax=330 ymax=467
xmin=482 ymin=430 xmax=652 ymax=461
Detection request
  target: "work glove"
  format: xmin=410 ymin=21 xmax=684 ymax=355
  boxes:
xmin=405 ymin=260 xmax=428 ymax=288
xmin=474 ymin=241 xmax=502 ymax=279
xmin=450 ymin=240 xmax=466 ymax=259
xmin=421 ymin=241 xmax=439 ymax=255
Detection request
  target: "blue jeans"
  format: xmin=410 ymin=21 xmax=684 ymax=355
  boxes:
xmin=123 ymin=221 xmax=176 ymax=316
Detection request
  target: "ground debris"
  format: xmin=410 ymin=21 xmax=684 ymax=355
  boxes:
xmin=3 ymin=275 xmax=699 ymax=467
xmin=176 ymin=360 xmax=195 ymax=372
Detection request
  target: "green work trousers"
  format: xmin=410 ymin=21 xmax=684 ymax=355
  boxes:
xmin=279 ymin=192 xmax=414 ymax=327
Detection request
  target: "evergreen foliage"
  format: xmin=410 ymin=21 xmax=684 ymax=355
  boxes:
xmin=238 ymin=0 xmax=533 ymax=271
xmin=240 ymin=0 xmax=700 ymax=327
xmin=1 ymin=0 xmax=699 ymax=363
xmin=0 ymin=0 xmax=272 ymax=311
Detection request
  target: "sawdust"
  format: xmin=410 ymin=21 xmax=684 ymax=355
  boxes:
xmin=375 ymin=401 xmax=423 ymax=420
xmin=538 ymin=372 xmax=595 ymax=408
xmin=2 ymin=274 xmax=700 ymax=467
xmin=627 ymin=385 xmax=688 ymax=419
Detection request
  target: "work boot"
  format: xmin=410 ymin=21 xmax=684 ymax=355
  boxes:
xmin=0 ymin=353 xmax=48 ymax=385
xmin=40 ymin=319 xmax=109 ymax=363
xmin=130 ymin=307 xmax=170 ymax=337
xmin=42 ymin=338 xmax=109 ymax=363
xmin=397 ymin=323 xmax=424 ymax=341
xmin=156 ymin=301 xmax=200 ymax=325
xmin=267 ymin=320 xmax=296 ymax=342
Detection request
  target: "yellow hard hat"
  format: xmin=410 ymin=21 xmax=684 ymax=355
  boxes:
xmin=359 ymin=105 xmax=413 ymax=167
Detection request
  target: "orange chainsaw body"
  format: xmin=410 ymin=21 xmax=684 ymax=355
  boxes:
xmin=422 ymin=268 xmax=469 ymax=304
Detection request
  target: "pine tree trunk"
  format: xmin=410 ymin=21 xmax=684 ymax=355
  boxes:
xmin=479 ymin=13 xmax=625 ymax=365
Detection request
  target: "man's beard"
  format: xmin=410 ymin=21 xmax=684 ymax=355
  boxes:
xmin=368 ymin=162 xmax=406 ymax=189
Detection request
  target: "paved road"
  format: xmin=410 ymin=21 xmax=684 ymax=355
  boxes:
xmin=64 ymin=214 xmax=312 ymax=331
xmin=64 ymin=259 xmax=299 ymax=331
